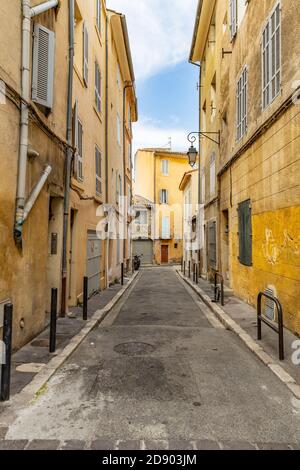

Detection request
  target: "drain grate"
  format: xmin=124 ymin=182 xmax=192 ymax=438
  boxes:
xmin=114 ymin=342 xmax=155 ymax=356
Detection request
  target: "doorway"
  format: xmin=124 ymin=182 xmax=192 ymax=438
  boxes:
xmin=161 ymin=245 xmax=169 ymax=264
xmin=221 ymin=209 xmax=230 ymax=286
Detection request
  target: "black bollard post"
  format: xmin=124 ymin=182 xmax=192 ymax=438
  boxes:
xmin=49 ymin=289 xmax=58 ymax=354
xmin=188 ymin=261 xmax=191 ymax=279
xmin=1 ymin=303 xmax=13 ymax=402
xmin=183 ymin=261 xmax=186 ymax=276
xmin=83 ymin=277 xmax=88 ymax=321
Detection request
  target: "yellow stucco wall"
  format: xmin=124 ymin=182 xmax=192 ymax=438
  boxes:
xmin=0 ymin=0 xmax=69 ymax=348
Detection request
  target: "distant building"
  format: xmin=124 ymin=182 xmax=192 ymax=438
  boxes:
xmin=134 ymin=149 xmax=191 ymax=265
xmin=190 ymin=0 xmax=300 ymax=335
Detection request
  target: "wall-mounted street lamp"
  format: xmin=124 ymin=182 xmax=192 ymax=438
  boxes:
xmin=186 ymin=131 xmax=221 ymax=168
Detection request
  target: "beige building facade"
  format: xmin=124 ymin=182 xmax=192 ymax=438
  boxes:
xmin=190 ymin=0 xmax=300 ymax=335
xmin=134 ymin=149 xmax=191 ymax=265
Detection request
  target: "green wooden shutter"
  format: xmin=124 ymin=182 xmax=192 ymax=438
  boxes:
xmin=238 ymin=199 xmax=252 ymax=266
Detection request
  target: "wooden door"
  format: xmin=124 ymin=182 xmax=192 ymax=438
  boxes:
xmin=161 ymin=245 xmax=169 ymax=263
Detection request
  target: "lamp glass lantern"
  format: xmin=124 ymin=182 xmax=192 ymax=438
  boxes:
xmin=187 ymin=144 xmax=198 ymax=168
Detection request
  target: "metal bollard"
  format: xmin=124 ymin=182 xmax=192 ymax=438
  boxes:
xmin=83 ymin=276 xmax=88 ymax=321
xmin=1 ymin=303 xmax=13 ymax=402
xmin=121 ymin=263 xmax=124 ymax=286
xmin=183 ymin=261 xmax=186 ymax=277
xmin=196 ymin=264 xmax=198 ymax=284
xmin=49 ymin=289 xmax=58 ymax=354
xmin=188 ymin=261 xmax=191 ymax=279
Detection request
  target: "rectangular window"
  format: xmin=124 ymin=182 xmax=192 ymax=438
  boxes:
xmin=95 ymin=146 xmax=102 ymax=195
xmin=32 ymin=23 xmax=55 ymax=109
xmin=162 ymin=216 xmax=170 ymax=239
xmin=161 ymin=160 xmax=169 ymax=175
xmin=229 ymin=0 xmax=237 ymax=40
xmin=262 ymin=3 xmax=281 ymax=109
xmin=96 ymin=0 xmax=101 ymax=32
xmin=77 ymin=119 xmax=83 ymax=181
xmin=236 ymin=66 xmax=248 ymax=141
xmin=208 ymin=220 xmax=217 ymax=268
xmin=117 ymin=113 xmax=121 ymax=145
xmin=83 ymin=22 xmax=89 ymax=86
xmin=238 ymin=199 xmax=252 ymax=266
xmin=210 ymin=153 xmax=216 ymax=196
xmin=95 ymin=61 xmax=101 ymax=112
xmin=160 ymin=189 xmax=168 ymax=204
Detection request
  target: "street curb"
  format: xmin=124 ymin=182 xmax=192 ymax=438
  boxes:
xmin=177 ymin=270 xmax=300 ymax=400
xmin=1 ymin=271 xmax=140 ymax=414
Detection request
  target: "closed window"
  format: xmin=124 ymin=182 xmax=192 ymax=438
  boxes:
xmin=210 ymin=153 xmax=216 ymax=196
xmin=236 ymin=66 xmax=248 ymax=141
xmin=32 ymin=23 xmax=55 ymax=109
xmin=96 ymin=0 xmax=101 ymax=32
xmin=160 ymin=189 xmax=168 ymax=204
xmin=238 ymin=199 xmax=252 ymax=266
xmin=77 ymin=119 xmax=83 ymax=181
xmin=95 ymin=146 xmax=102 ymax=195
xmin=262 ymin=3 xmax=281 ymax=109
xmin=83 ymin=22 xmax=89 ymax=86
xmin=161 ymin=160 xmax=169 ymax=175
xmin=229 ymin=0 xmax=237 ymax=40
xmin=95 ymin=61 xmax=101 ymax=112
xmin=162 ymin=216 xmax=170 ymax=239
xmin=208 ymin=220 xmax=217 ymax=268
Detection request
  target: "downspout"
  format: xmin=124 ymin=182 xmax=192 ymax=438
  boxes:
xmin=105 ymin=15 xmax=109 ymax=288
xmin=23 ymin=165 xmax=52 ymax=221
xmin=122 ymin=83 xmax=133 ymax=268
xmin=14 ymin=0 xmax=31 ymax=246
xmin=61 ymin=0 xmax=74 ymax=316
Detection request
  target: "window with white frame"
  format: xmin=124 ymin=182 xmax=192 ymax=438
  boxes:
xmin=95 ymin=146 xmax=102 ymax=195
xmin=160 ymin=189 xmax=168 ymax=204
xmin=117 ymin=113 xmax=121 ymax=145
xmin=236 ymin=66 xmax=248 ymax=141
xmin=262 ymin=3 xmax=281 ymax=109
xmin=77 ymin=119 xmax=83 ymax=181
xmin=96 ymin=0 xmax=101 ymax=32
xmin=95 ymin=61 xmax=101 ymax=113
xmin=210 ymin=153 xmax=216 ymax=196
xmin=161 ymin=160 xmax=169 ymax=176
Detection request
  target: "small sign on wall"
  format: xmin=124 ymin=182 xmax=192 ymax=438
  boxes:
xmin=0 ymin=300 xmax=10 ymax=328
xmin=51 ymin=233 xmax=58 ymax=255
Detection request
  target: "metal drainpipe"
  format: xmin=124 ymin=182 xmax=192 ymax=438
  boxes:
xmin=14 ymin=0 xmax=31 ymax=246
xmin=105 ymin=15 xmax=109 ymax=288
xmin=122 ymin=83 xmax=133 ymax=270
xmin=61 ymin=0 xmax=74 ymax=316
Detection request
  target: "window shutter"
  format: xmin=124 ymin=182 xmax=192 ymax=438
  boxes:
xmin=229 ymin=0 xmax=237 ymax=40
xmin=159 ymin=190 xmax=162 ymax=204
xmin=208 ymin=221 xmax=217 ymax=268
xmin=83 ymin=23 xmax=89 ymax=86
xmin=166 ymin=190 xmax=169 ymax=204
xmin=73 ymin=99 xmax=79 ymax=179
xmin=32 ymin=23 xmax=55 ymax=108
xmin=238 ymin=200 xmax=252 ymax=266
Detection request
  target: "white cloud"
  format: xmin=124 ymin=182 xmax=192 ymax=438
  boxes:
xmin=107 ymin=0 xmax=198 ymax=81
xmin=132 ymin=117 xmax=189 ymax=155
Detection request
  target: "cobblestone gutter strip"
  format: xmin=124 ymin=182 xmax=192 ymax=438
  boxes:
xmin=177 ymin=270 xmax=300 ymax=400
xmin=0 ymin=272 xmax=140 ymax=427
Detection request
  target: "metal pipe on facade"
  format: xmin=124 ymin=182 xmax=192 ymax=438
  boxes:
xmin=30 ymin=0 xmax=58 ymax=17
xmin=105 ymin=15 xmax=109 ymax=288
xmin=14 ymin=0 xmax=31 ymax=245
xmin=61 ymin=0 xmax=74 ymax=316
xmin=23 ymin=165 xmax=52 ymax=221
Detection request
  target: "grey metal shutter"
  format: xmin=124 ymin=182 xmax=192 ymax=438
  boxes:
xmin=229 ymin=0 xmax=237 ymax=40
xmin=208 ymin=221 xmax=217 ymax=268
xmin=238 ymin=199 xmax=252 ymax=266
xmin=32 ymin=23 xmax=55 ymax=108
xmin=83 ymin=23 xmax=89 ymax=86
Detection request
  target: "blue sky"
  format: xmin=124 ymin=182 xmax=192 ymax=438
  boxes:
xmin=107 ymin=0 xmax=199 ymax=152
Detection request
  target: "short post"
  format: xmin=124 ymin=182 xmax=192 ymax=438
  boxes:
xmin=188 ymin=261 xmax=191 ymax=279
xmin=49 ymin=289 xmax=58 ymax=354
xmin=83 ymin=276 xmax=88 ymax=321
xmin=183 ymin=261 xmax=186 ymax=276
xmin=121 ymin=263 xmax=124 ymax=286
xmin=1 ymin=303 xmax=13 ymax=402
xmin=196 ymin=264 xmax=198 ymax=284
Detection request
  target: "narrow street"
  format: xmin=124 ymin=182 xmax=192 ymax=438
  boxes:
xmin=4 ymin=268 xmax=300 ymax=450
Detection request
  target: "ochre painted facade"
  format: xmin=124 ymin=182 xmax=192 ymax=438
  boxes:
xmin=190 ymin=0 xmax=300 ymax=335
xmin=134 ymin=149 xmax=191 ymax=265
